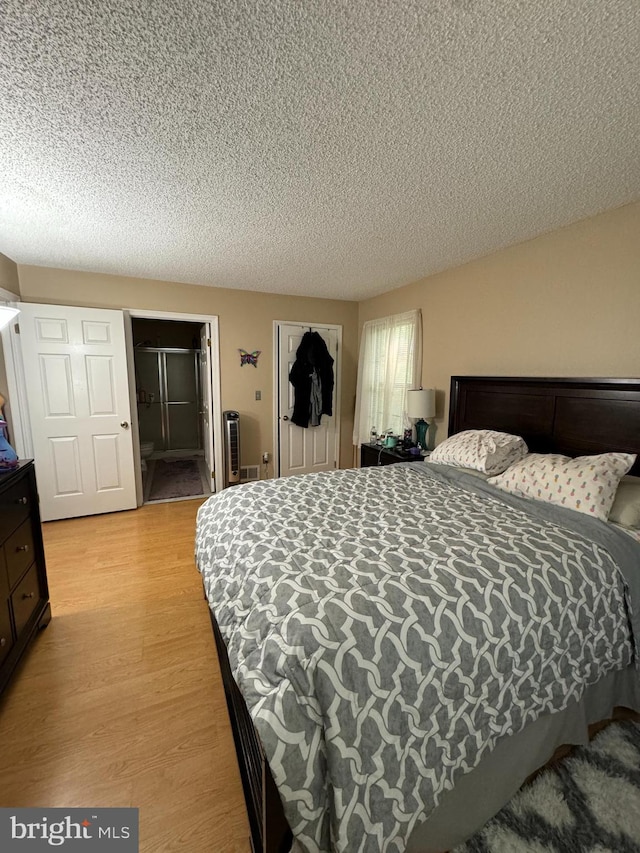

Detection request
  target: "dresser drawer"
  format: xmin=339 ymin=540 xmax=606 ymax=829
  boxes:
xmin=0 ymin=461 xmax=50 ymax=699
xmin=0 ymin=547 xmax=8 ymax=598
xmin=5 ymin=518 xmax=36 ymax=589
xmin=0 ymin=599 xmax=13 ymax=668
xmin=0 ymin=474 xmax=31 ymax=541
xmin=11 ymin=564 xmax=41 ymax=637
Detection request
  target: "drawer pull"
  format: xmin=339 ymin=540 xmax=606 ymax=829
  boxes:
xmin=16 ymin=545 xmax=29 ymax=553
xmin=22 ymin=592 xmax=35 ymax=600
xmin=16 ymin=497 xmax=28 ymax=505
xmin=0 ymin=637 xmax=6 ymax=648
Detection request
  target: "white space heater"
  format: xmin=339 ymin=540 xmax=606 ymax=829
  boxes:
xmin=223 ymin=410 xmax=241 ymax=487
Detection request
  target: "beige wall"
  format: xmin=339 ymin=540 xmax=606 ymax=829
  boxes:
xmin=12 ymin=199 xmax=640 ymax=463
xmin=18 ymin=266 xmax=359 ymax=470
xmin=0 ymin=252 xmax=19 ymax=439
xmin=359 ymin=201 xmax=640 ymax=445
xmin=0 ymin=252 xmax=19 ymax=296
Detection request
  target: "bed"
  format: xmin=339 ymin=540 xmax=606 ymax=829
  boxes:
xmin=195 ymin=376 xmax=640 ymax=853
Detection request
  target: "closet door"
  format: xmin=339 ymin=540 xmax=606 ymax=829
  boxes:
xmin=17 ymin=303 xmax=137 ymax=521
xmin=276 ymin=323 xmax=341 ymax=478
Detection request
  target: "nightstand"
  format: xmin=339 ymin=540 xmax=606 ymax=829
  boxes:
xmin=360 ymin=443 xmax=427 ymax=467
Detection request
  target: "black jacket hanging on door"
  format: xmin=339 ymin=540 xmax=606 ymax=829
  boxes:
xmin=289 ymin=331 xmax=335 ymax=428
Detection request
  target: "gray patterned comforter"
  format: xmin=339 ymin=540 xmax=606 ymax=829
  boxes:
xmin=195 ymin=463 xmax=639 ymax=853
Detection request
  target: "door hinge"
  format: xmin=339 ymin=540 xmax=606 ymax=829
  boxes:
xmin=211 ymin=470 xmax=215 ymax=479
xmin=13 ymin=323 xmax=19 ymax=334
xmin=207 ymin=338 xmax=211 ymax=347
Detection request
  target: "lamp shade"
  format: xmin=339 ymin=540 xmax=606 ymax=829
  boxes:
xmin=0 ymin=305 xmax=19 ymax=330
xmin=406 ymin=388 xmax=436 ymax=420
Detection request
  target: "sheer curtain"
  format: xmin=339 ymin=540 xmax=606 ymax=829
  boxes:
xmin=352 ymin=309 xmax=422 ymax=446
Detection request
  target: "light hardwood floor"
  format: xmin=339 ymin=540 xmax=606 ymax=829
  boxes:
xmin=0 ymin=499 xmax=251 ymax=853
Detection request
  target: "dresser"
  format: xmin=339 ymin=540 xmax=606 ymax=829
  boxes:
xmin=0 ymin=460 xmax=50 ymax=695
xmin=360 ymin=443 xmax=427 ymax=467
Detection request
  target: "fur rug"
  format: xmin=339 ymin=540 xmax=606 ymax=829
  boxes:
xmin=454 ymin=721 xmax=640 ymax=853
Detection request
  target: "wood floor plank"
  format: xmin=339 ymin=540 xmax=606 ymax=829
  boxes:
xmin=0 ymin=498 xmax=251 ymax=852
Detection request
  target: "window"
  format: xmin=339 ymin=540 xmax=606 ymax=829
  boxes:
xmin=353 ymin=309 xmax=422 ymax=446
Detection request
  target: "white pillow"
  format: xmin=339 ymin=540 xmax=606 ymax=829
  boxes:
xmin=429 ymin=429 xmax=528 ymax=476
xmin=488 ymin=452 xmax=636 ymax=521
xmin=608 ymin=475 xmax=640 ymax=529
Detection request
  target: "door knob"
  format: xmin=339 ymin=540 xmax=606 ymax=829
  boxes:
xmin=120 ymin=421 xmax=129 ymax=429
xmin=282 ymin=415 xmax=289 ymax=421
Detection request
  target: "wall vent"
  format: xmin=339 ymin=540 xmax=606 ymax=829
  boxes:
xmin=240 ymin=465 xmax=260 ymax=483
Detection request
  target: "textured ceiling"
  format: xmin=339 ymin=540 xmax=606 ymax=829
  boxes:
xmin=0 ymin=1 xmax=638 ymax=301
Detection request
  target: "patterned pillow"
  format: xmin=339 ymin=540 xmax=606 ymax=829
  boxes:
xmin=488 ymin=452 xmax=637 ymax=520
xmin=429 ymin=429 xmax=528 ymax=475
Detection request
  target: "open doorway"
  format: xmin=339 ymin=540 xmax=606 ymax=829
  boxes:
xmin=131 ymin=317 xmax=211 ymax=504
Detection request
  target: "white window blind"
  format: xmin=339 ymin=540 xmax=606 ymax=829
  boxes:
xmin=353 ymin=309 xmax=422 ymax=446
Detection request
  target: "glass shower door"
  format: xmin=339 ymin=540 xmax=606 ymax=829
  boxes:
xmin=136 ymin=348 xmax=201 ymax=452
xmin=165 ymin=351 xmax=200 ymax=450
xmin=136 ymin=350 xmax=164 ymax=450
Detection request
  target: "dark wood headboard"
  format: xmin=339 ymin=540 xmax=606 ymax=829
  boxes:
xmin=448 ymin=377 xmax=640 ymax=477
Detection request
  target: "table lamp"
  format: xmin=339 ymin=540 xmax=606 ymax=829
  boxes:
xmin=0 ymin=305 xmax=19 ymax=330
xmin=406 ymin=388 xmax=436 ymax=451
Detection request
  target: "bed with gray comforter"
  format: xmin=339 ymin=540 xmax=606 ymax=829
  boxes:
xmin=195 ymin=462 xmax=640 ymax=853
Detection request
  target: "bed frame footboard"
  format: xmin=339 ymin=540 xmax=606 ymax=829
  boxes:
xmin=209 ymin=608 xmax=292 ymax=853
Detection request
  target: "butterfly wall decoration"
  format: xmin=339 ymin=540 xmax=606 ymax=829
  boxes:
xmin=239 ymin=349 xmax=261 ymax=368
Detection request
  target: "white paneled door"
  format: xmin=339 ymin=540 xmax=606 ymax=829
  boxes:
xmin=277 ymin=323 xmax=340 ymax=478
xmin=199 ymin=324 xmax=215 ymax=493
xmin=17 ymin=303 xmax=137 ymax=521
